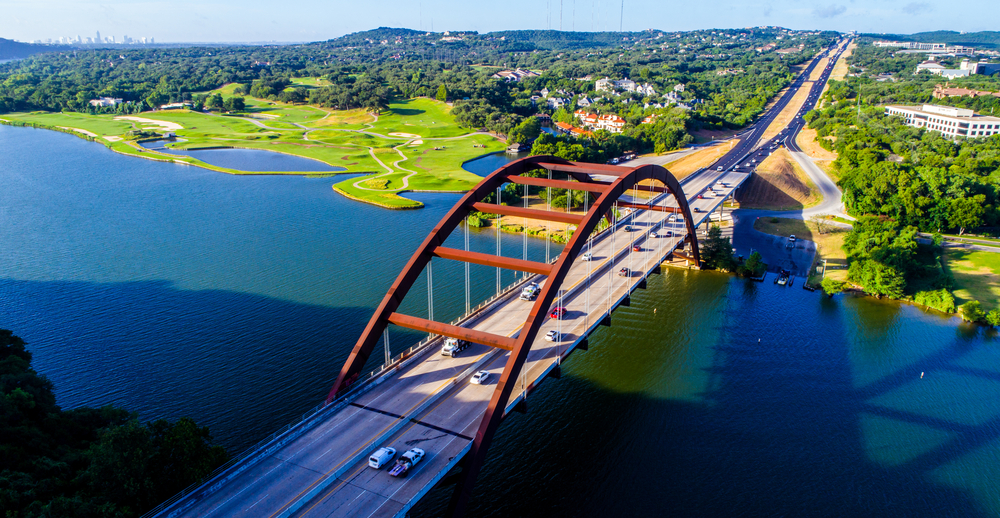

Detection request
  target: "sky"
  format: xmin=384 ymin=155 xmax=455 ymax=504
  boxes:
xmin=2 ymin=0 xmax=998 ymax=43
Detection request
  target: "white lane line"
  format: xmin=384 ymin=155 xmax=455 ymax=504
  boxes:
xmin=247 ymin=493 xmax=269 ymax=511
xmin=204 ymin=462 xmax=286 ymax=517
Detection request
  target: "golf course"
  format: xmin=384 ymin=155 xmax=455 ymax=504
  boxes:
xmin=0 ymin=89 xmax=505 ymax=209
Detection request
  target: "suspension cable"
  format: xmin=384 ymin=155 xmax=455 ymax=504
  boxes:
xmin=465 ymin=216 xmax=471 ymax=315
xmin=384 ymin=328 xmax=391 ymax=366
xmin=496 ymin=185 xmax=502 ymax=295
xmin=427 ymin=260 xmax=434 ymax=323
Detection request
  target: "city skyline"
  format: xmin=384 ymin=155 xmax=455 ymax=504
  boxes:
xmin=3 ymin=0 xmax=999 ymax=44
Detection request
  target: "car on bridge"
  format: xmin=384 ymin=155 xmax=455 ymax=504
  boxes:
xmin=470 ymin=371 xmax=491 ymax=385
xmin=649 ymin=231 xmax=658 ymax=238
xmin=388 ymin=448 xmax=425 ymax=477
xmin=544 ymin=330 xmax=562 ymax=342
xmin=369 ymin=447 xmax=397 ymax=469
xmin=520 ymin=282 xmax=540 ymax=301
xmin=582 ymin=251 xmax=593 ymax=261
xmin=624 ymin=225 xmax=634 ymax=232
xmin=618 ymin=267 xmax=630 ymax=277
xmin=441 ymin=338 xmax=470 ymax=357
xmin=632 ymin=245 xmax=642 ymax=252
xmin=549 ymin=307 xmax=567 ymax=319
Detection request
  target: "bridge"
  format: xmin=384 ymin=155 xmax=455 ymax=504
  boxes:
xmin=151 ymin=38 xmax=850 ymax=518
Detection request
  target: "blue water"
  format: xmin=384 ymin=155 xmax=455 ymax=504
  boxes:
xmin=140 ymin=140 xmax=346 ymax=172
xmin=3 ymin=125 xmax=1000 ymax=517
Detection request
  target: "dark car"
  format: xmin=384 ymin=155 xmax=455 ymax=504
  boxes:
xmin=618 ymin=267 xmax=630 ymax=277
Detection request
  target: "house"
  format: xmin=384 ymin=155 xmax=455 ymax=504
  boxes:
xmin=673 ymin=83 xmax=685 ymax=93
xmin=573 ymin=110 xmax=626 ymax=133
xmin=635 ymin=83 xmax=656 ymax=96
xmin=577 ymin=97 xmax=593 ymax=107
xmin=595 ymin=77 xmax=614 ymax=92
xmin=546 ymin=97 xmax=568 ymax=109
xmin=491 ymin=69 xmax=540 ymax=82
xmin=915 ymin=60 xmax=946 ymax=75
xmin=89 ymin=97 xmax=123 ymax=107
xmin=540 ymin=87 xmax=551 ymax=98
xmin=615 ymin=79 xmax=637 ymax=91
xmin=641 ymin=114 xmax=659 ymax=125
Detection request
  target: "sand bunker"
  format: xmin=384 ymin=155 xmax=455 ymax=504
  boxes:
xmin=115 ymin=116 xmax=184 ymax=131
xmin=58 ymin=126 xmax=98 ymax=137
xmin=389 ymin=132 xmax=421 ymax=138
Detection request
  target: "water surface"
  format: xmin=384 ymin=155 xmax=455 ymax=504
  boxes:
xmin=3 ymin=125 xmax=999 ymax=517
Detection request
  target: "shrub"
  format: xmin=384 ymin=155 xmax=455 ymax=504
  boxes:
xmin=959 ymin=300 xmax=986 ymax=323
xmin=821 ymin=277 xmax=847 ymax=297
xmin=914 ymin=289 xmax=956 ymax=313
xmin=987 ymin=309 xmax=1000 ymax=328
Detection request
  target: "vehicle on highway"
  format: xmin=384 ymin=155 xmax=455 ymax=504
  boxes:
xmin=441 ymin=337 xmax=470 ymax=357
xmin=520 ymin=282 xmax=540 ymax=301
xmin=582 ymin=251 xmax=593 ymax=261
xmin=717 ymin=166 xmax=723 ymax=171
xmin=618 ymin=267 xmax=630 ymax=277
xmin=549 ymin=307 xmax=567 ymax=319
xmin=649 ymin=231 xmax=658 ymax=238
xmin=694 ymin=207 xmax=703 ymax=213
xmin=369 ymin=447 xmax=397 ymax=469
xmin=544 ymin=330 xmax=561 ymax=342
xmin=470 ymin=371 xmax=491 ymax=385
xmin=668 ymin=214 xmax=676 ymax=221
xmin=624 ymin=225 xmax=633 ymax=232
xmin=632 ymin=245 xmax=641 ymax=252
xmin=665 ymin=230 xmax=673 ymax=237
xmin=388 ymin=448 xmax=425 ymax=477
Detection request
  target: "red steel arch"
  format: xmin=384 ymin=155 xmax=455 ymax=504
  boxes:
xmin=325 ymin=155 xmax=699 ymax=516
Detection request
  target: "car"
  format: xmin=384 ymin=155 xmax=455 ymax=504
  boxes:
xmin=697 ymin=194 xmax=703 ymax=199
xmin=549 ymin=307 xmax=567 ymax=319
xmin=717 ymin=166 xmax=723 ymax=171
xmin=544 ymin=330 xmax=561 ymax=342
xmin=618 ymin=267 xmax=630 ymax=277
xmin=632 ymin=245 xmax=641 ymax=252
xmin=388 ymin=448 xmax=425 ymax=477
xmin=694 ymin=207 xmax=703 ymax=213
xmin=369 ymin=447 xmax=397 ymax=469
xmin=668 ymin=214 xmax=677 ymax=222
xmin=441 ymin=337 xmax=470 ymax=357
xmin=623 ymin=225 xmax=633 ymax=232
xmin=470 ymin=370 xmax=491 ymax=385
xmin=665 ymin=230 xmax=673 ymax=237
xmin=582 ymin=251 xmax=593 ymax=261
xmin=649 ymin=231 xmax=658 ymax=238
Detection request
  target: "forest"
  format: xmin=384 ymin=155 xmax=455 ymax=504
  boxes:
xmin=0 ymin=27 xmax=834 ymax=157
xmin=0 ymin=329 xmax=229 ymax=518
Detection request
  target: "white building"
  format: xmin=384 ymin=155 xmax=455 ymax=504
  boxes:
xmin=88 ymin=97 xmax=123 ymax=107
xmin=885 ymin=104 xmax=1000 ymax=138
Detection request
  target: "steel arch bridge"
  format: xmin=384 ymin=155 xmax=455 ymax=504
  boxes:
xmin=328 ymin=155 xmax=699 ymax=516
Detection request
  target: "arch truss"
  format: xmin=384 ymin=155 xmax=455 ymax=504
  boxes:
xmin=326 ymin=155 xmax=699 ymax=516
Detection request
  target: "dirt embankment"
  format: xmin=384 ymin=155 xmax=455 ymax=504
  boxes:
xmin=735 ymin=148 xmax=819 ymax=210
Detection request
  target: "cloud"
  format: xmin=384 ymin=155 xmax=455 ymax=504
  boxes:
xmin=812 ymin=4 xmax=847 ymax=17
xmin=763 ymin=4 xmax=774 ymax=16
xmin=901 ymin=1 xmax=931 ymax=15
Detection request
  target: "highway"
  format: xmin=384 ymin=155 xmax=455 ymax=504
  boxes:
xmin=155 ymin=38 xmax=850 ymax=518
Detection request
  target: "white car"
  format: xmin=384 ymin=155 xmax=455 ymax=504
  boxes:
xmin=649 ymin=231 xmax=658 ymax=238
xmin=582 ymin=251 xmax=593 ymax=261
xmin=544 ymin=330 xmax=561 ymax=342
xmin=369 ymin=447 xmax=396 ymax=469
xmin=470 ymin=371 xmax=491 ymax=384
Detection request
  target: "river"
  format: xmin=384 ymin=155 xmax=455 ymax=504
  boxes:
xmin=2 ymin=125 xmax=999 ymax=517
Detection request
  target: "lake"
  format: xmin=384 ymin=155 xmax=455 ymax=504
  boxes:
xmin=2 ymin=125 xmax=999 ymax=517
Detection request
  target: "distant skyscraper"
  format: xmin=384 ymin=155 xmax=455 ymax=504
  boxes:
xmin=96 ymin=30 xmax=101 ymax=42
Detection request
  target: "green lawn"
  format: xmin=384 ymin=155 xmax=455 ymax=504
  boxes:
xmin=944 ymin=249 xmax=1000 ymax=310
xmin=3 ymin=96 xmax=502 ymax=207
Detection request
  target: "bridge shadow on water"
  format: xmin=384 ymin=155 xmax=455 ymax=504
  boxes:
xmin=411 ymin=273 xmax=998 ymax=518
xmin=0 ymin=277 xmax=427 ymax=451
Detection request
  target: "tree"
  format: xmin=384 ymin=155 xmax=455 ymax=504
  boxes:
xmin=222 ymin=96 xmax=245 ymax=112
xmin=700 ymin=225 xmax=737 ymax=271
xmin=987 ymin=308 xmax=1000 ymax=327
xmin=949 ymin=194 xmax=986 ymax=235
xmin=959 ymin=300 xmax=986 ymax=323
xmin=821 ymin=277 xmax=847 ymax=297
xmin=508 ymin=116 xmax=541 ymax=144
xmin=206 ymin=93 xmax=224 ymax=111
xmin=436 ymin=84 xmax=448 ymax=102
xmin=739 ymin=251 xmax=766 ymax=278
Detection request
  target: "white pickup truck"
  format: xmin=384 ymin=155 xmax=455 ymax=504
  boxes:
xmin=388 ymin=448 xmax=425 ymax=477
